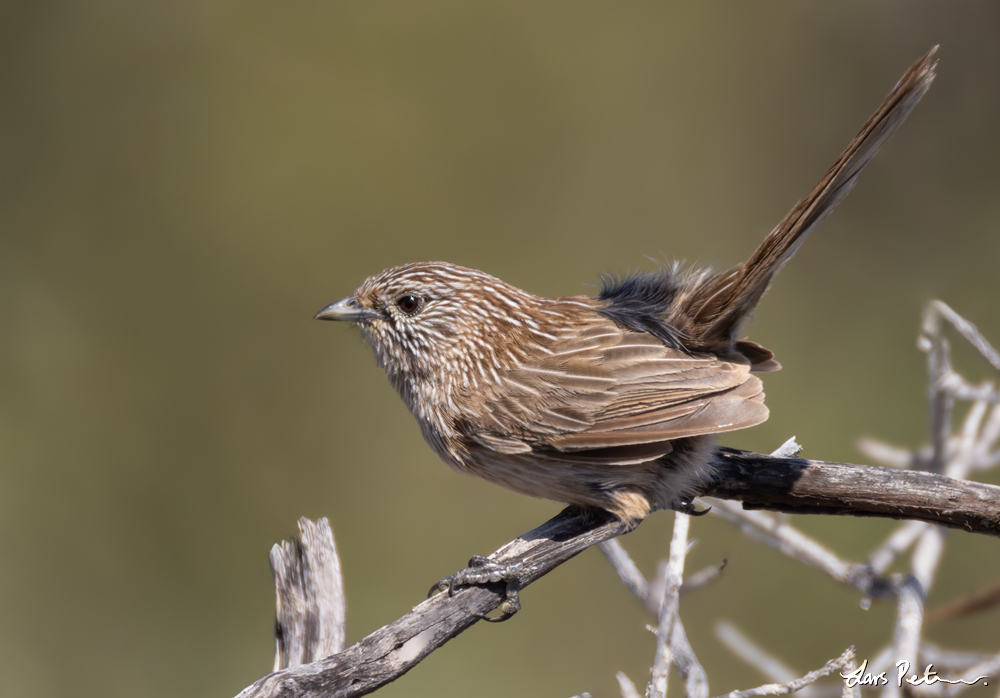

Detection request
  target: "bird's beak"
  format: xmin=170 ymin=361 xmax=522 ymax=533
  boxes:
xmin=314 ymin=296 xmax=369 ymax=322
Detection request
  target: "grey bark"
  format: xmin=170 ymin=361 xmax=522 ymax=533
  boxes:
xmin=236 ymin=448 xmax=1000 ymax=698
xmin=271 ymin=517 xmax=346 ymax=671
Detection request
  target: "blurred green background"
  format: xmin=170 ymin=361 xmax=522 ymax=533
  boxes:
xmin=3 ymin=2 xmax=999 ymax=696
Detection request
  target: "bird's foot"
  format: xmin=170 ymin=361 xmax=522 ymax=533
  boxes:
xmin=428 ymin=555 xmax=525 ymax=622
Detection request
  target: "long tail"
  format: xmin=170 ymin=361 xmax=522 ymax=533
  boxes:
xmin=682 ymin=46 xmax=937 ymax=347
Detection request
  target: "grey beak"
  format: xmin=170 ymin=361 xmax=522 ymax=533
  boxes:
xmin=314 ymin=296 xmax=369 ymax=321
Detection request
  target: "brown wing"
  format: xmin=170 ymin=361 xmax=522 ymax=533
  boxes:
xmin=463 ymin=319 xmax=768 ymax=465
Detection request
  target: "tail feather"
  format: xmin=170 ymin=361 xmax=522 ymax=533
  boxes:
xmin=680 ymin=47 xmax=937 ymax=346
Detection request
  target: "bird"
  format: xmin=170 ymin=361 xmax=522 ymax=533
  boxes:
xmin=316 ymin=49 xmax=936 ymax=530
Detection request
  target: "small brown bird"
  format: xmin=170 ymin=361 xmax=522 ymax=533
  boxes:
xmin=317 ymin=49 xmax=936 ymax=529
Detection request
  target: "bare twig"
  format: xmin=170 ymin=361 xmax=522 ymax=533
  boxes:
xmin=896 ymin=515 xmax=936 ymax=663
xmin=649 ymin=512 xmax=691 ymax=698
xmin=920 ymin=643 xmax=998 ymax=670
xmin=910 ymin=653 xmax=1000 ymax=698
xmin=602 ymin=525 xmax=709 ymax=698
xmin=598 ymin=539 xmax=650 ymax=606
xmin=865 ymin=646 xmax=897 ymax=690
xmin=922 ymin=313 xmax=954 ymax=474
xmin=877 ymin=302 xmax=1000 ymax=698
xmin=866 ymin=520 xmax=927 ymax=577
xmin=617 ymin=672 xmax=643 ymax=698
xmin=680 ymin=560 xmax=728 ymax=596
xmin=973 ymin=403 xmax=1000 ymax=469
xmin=926 ymin=577 xmax=1000 ymax=621
xmin=857 ymin=437 xmax=923 ymax=469
xmin=919 ymin=300 xmax=1000 ymax=475
xmin=708 ymin=499 xmax=894 ymax=599
xmin=598 ymin=538 xmax=725 ymax=616
xmin=940 ymin=374 xmax=1000 ymax=404
xmin=769 ymin=437 xmax=804 ymax=459
xmin=670 ymin=615 xmax=710 ymax=698
xmin=711 ymin=646 xmax=855 ymax=698
xmin=715 ymin=621 xmax=803 ymax=688
xmin=841 ymin=656 xmax=860 ymax=698
xmin=270 ymin=517 xmax=346 ymax=671
xmin=922 ymin=300 xmax=1000 ymax=373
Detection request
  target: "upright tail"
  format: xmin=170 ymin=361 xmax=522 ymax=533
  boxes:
xmin=681 ymin=47 xmax=937 ymax=347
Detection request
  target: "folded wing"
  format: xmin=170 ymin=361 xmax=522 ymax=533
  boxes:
xmin=462 ymin=319 xmax=768 ymax=465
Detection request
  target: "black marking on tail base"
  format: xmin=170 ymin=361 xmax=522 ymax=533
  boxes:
xmin=597 ymin=271 xmax=688 ymax=351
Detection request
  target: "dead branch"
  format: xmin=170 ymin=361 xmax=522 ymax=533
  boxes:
xmin=714 ymin=621 xmax=811 ymax=692
xmin=236 ymin=449 xmax=1000 ymax=698
xmin=926 ymin=578 xmax=1000 ymax=621
xmin=648 ymin=512 xmax=691 ymax=698
xmin=271 ymin=518 xmax=346 ymax=671
xmin=704 ymin=450 xmax=1000 ymax=536
xmin=237 ymin=507 xmax=627 ymax=698
xmin=711 ymin=646 xmax=856 ymax=698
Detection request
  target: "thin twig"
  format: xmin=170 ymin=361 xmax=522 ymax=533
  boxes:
xmin=617 ymin=672 xmax=642 ymax=698
xmin=599 ymin=538 xmax=726 ymax=616
xmin=865 ymin=645 xmax=897 ymax=690
xmin=926 ymin=578 xmax=1000 ymax=621
xmin=711 ymin=646 xmax=855 ymax=698
xmin=882 ymin=526 xmax=945 ymax=698
xmin=866 ymin=520 xmax=927 ymax=577
xmin=911 ymin=653 xmax=1000 ymax=698
xmin=680 ymin=560 xmax=728 ymax=596
xmin=857 ymin=437 xmax=922 ymax=469
xmin=940 ymin=374 xmax=1000 ymax=403
xmin=921 ymin=306 xmax=954 ymax=474
xmin=973 ymin=403 xmax=1000 ymax=469
xmin=648 ymin=512 xmax=691 ymax=698
xmin=771 ymin=437 xmax=804 ymax=459
xmin=923 ymin=300 xmax=1000 ymax=373
xmin=920 ymin=643 xmax=998 ymax=671
xmin=714 ymin=621 xmax=803 ymax=688
xmin=949 ymin=399 xmax=989 ymax=480
xmin=941 ymin=654 xmax=1000 ymax=698
xmin=598 ymin=539 xmax=650 ymax=605
xmin=708 ymin=500 xmax=893 ymax=599
xmin=841 ymin=656 xmax=860 ymax=698
xmin=670 ymin=615 xmax=710 ymax=698
xmin=601 ymin=531 xmax=710 ymax=698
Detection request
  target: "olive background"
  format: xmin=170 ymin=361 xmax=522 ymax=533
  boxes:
xmin=3 ymin=3 xmax=1000 ymax=697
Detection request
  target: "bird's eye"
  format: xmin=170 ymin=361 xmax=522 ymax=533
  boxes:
xmin=396 ymin=294 xmax=422 ymax=315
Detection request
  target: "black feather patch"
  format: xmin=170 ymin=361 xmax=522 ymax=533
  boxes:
xmin=597 ymin=270 xmax=687 ymax=350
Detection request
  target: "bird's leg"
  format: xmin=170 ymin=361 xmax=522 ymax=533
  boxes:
xmin=428 ymin=555 xmax=526 ymax=622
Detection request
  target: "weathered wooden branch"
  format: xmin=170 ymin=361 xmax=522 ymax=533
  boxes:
xmin=237 ymin=506 xmax=625 ymax=698
xmin=707 ymin=449 xmax=1000 ymax=536
xmin=235 ymin=450 xmax=1000 ymax=698
xmin=270 ymin=518 xmax=346 ymax=671
xmin=711 ymin=645 xmax=856 ymax=698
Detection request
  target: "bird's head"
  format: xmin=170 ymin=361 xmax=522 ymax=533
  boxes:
xmin=316 ymin=262 xmax=547 ymax=397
